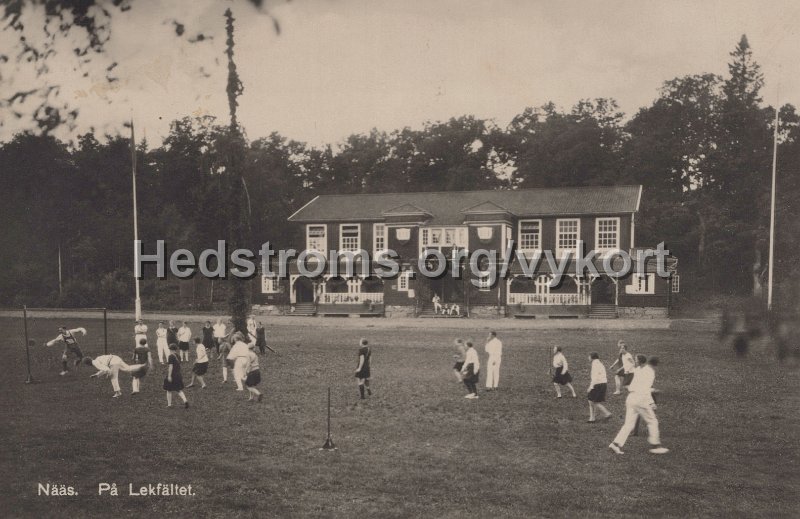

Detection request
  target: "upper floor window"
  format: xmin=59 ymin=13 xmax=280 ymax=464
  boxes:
xmin=556 ymin=219 xmax=580 ymax=257
xmin=420 ymin=227 xmax=467 ymax=254
xmin=373 ymin=223 xmax=386 ymax=256
xmin=595 ymin=217 xmax=620 ymax=253
xmin=307 ymin=225 xmax=327 ymax=255
xmin=518 ymin=219 xmax=542 ymax=252
xmin=339 ymin=224 xmax=361 ymax=253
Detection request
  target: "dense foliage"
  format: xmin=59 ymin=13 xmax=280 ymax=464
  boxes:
xmin=1 ymin=35 xmax=799 ymax=310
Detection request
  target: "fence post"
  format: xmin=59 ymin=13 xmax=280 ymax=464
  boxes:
xmin=23 ymin=305 xmax=34 ymax=384
xmin=103 ymin=308 xmax=108 ymax=354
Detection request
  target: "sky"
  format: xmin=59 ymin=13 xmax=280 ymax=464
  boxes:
xmin=1 ymin=0 xmax=799 ymax=147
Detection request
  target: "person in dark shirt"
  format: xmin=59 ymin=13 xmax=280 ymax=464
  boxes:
xmin=130 ymin=338 xmax=153 ymax=395
xmin=355 ymin=338 xmax=372 ymax=400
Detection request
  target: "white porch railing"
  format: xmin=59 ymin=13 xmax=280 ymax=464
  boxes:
xmin=321 ymin=292 xmax=384 ymax=304
xmin=507 ymin=293 xmax=589 ymax=305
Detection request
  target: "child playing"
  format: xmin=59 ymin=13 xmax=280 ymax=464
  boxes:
xmin=163 ymin=344 xmax=189 ymax=408
xmin=243 ymin=343 xmax=263 ymax=402
xmin=130 ymin=337 xmax=153 ymax=395
xmin=187 ymin=337 xmax=208 ymax=389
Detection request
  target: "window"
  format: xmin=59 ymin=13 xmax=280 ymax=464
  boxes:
xmin=595 ymin=217 xmax=620 ymax=253
xmin=556 ymin=219 xmax=580 ymax=256
xmin=518 ymin=220 xmax=542 ymax=252
xmin=261 ymin=276 xmax=279 ymax=294
xmin=671 ymin=273 xmax=680 ymax=293
xmin=626 ymin=273 xmax=655 ymax=295
xmin=398 ymin=271 xmax=412 ymax=291
xmin=373 ymin=223 xmax=386 ymax=256
xmin=477 ymin=272 xmax=492 ymax=291
xmin=339 ymin=224 xmax=360 ymax=252
xmin=420 ymin=227 xmax=468 ymax=254
xmin=307 ymin=225 xmax=327 ymax=255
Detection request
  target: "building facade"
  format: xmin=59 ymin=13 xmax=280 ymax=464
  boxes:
xmin=253 ymin=185 xmax=678 ymax=318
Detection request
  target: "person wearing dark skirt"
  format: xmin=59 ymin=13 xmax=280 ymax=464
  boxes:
xmin=452 ymin=338 xmax=466 ymax=382
xmin=166 ymin=320 xmax=179 ymax=349
xmin=587 ymin=352 xmax=612 ymax=422
xmin=552 ymin=346 xmax=577 ymax=398
xmin=255 ymin=322 xmax=267 ymax=355
xmin=355 ymin=338 xmax=372 ymax=399
xmin=187 ymin=337 xmax=208 ymax=389
xmin=244 ymin=343 xmax=263 ymax=402
xmin=460 ymin=340 xmax=480 ymax=399
xmin=202 ymin=321 xmax=216 ymax=355
xmin=177 ymin=321 xmax=192 ymax=362
xmin=163 ymin=344 xmax=189 ymax=408
xmin=130 ymin=338 xmax=153 ymax=395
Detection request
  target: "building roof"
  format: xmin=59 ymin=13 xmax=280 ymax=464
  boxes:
xmin=288 ymin=185 xmax=642 ymax=225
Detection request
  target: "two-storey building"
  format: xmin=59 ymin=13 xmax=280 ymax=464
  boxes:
xmin=254 ymin=185 xmax=678 ymax=318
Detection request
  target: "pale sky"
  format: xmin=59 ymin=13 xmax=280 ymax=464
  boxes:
xmin=1 ymin=0 xmax=799 ymax=147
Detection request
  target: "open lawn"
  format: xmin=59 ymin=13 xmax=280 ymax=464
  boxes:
xmin=0 ymin=316 xmax=798 ymax=518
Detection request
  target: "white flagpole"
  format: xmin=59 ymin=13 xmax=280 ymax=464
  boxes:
xmin=131 ymin=118 xmax=142 ymax=320
xmin=767 ymin=95 xmax=779 ymax=311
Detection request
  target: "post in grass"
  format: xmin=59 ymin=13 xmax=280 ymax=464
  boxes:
xmin=23 ymin=306 xmax=35 ymax=384
xmin=320 ymin=387 xmax=337 ymax=450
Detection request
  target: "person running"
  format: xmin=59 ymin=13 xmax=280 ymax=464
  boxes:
xmin=187 ymin=337 xmax=208 ymax=389
xmin=552 ymin=346 xmax=577 ymax=398
xmin=134 ymin=319 xmax=148 ymax=348
xmin=84 ymin=354 xmax=144 ymax=398
xmin=609 ymin=340 xmax=635 ymax=395
xmin=609 ymin=356 xmax=669 ymax=455
xmin=244 ymin=343 xmax=263 ymax=402
xmin=45 ymin=326 xmax=87 ymax=376
xmin=484 ymin=331 xmax=503 ymax=391
xmin=177 ymin=321 xmax=192 ymax=362
xmin=452 ymin=338 xmax=466 ymax=382
xmin=587 ymin=352 xmax=612 ymax=422
xmin=202 ymin=321 xmax=215 ymax=355
xmin=155 ymin=321 xmax=169 ymax=364
xmin=218 ymin=338 xmax=231 ymax=384
xmin=163 ymin=344 xmax=189 ymax=408
xmin=130 ymin=338 xmax=153 ymax=395
xmin=227 ymin=332 xmax=251 ymax=391
xmin=460 ymin=340 xmax=480 ymax=399
xmin=355 ymin=338 xmax=372 ymax=400
xmin=255 ymin=321 xmax=267 ymax=355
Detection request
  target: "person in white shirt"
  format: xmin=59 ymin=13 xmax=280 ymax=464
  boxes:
xmin=432 ymin=294 xmax=443 ymax=314
xmin=187 ymin=337 xmax=208 ymax=389
xmin=83 ymin=354 xmax=145 ymax=398
xmin=551 ymin=346 xmax=577 ymax=398
xmin=452 ymin=338 xmax=467 ymax=382
xmin=246 ymin=316 xmax=257 ymax=339
xmin=608 ymin=340 xmax=635 ymax=395
xmin=484 ymin=331 xmax=503 ymax=390
xmin=244 ymin=343 xmax=263 ymax=402
xmin=213 ymin=318 xmax=227 ymax=348
xmin=460 ymin=341 xmax=480 ymax=399
xmin=609 ymin=356 xmax=669 ymax=455
xmin=134 ymin=319 xmax=148 ymax=348
xmin=177 ymin=321 xmax=192 ymax=362
xmin=154 ymin=322 xmax=169 ymax=364
xmin=227 ymin=332 xmax=252 ymax=391
xmin=587 ymin=352 xmax=612 ymax=422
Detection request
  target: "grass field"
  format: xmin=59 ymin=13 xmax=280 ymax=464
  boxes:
xmin=0 ymin=315 xmax=798 ymax=518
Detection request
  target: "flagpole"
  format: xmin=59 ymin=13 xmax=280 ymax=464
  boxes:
xmin=767 ymin=95 xmax=779 ymax=312
xmin=131 ymin=118 xmax=142 ymax=320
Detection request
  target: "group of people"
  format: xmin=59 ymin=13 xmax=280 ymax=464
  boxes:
xmin=45 ymin=321 xmax=667 ymax=455
xmin=432 ymin=294 xmax=462 ymax=316
xmin=449 ymin=333 xmax=668 ymax=455
xmin=45 ymin=317 xmax=272 ymax=407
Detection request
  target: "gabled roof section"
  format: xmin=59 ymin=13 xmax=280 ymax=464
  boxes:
xmin=287 ymin=185 xmax=642 ymax=225
xmin=381 ymin=203 xmax=432 ymax=217
xmin=460 ymin=200 xmax=513 ymax=215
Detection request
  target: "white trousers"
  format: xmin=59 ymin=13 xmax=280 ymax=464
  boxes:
xmin=613 ymin=394 xmax=660 ymax=447
xmin=485 ymin=357 xmax=501 ymax=388
xmin=233 ymin=357 xmax=248 ymax=390
xmin=156 ymin=339 xmax=169 ymax=363
xmin=106 ymin=358 xmax=140 ymax=392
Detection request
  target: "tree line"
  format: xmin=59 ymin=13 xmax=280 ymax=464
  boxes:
xmin=1 ymin=35 xmax=799 ymax=311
